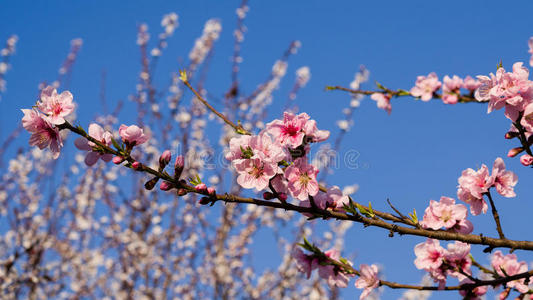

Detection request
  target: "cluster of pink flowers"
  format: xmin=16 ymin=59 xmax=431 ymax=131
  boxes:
xmin=419 ymin=196 xmax=473 ymax=234
xmin=490 ymin=251 xmax=530 ymax=294
xmin=21 ymin=86 xmax=75 ymax=158
xmin=226 ymin=112 xmax=337 ymax=204
xmin=457 ymin=157 xmax=517 ymax=215
xmin=293 ymin=247 xmax=379 ymax=299
xmin=410 ymin=73 xmax=480 ymax=104
xmin=414 ymin=239 xmax=475 ymax=290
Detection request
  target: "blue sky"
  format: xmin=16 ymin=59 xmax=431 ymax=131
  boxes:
xmin=2 ymin=0 xmax=533 ymax=298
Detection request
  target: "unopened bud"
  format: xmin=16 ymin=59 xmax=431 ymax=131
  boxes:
xmin=195 ymin=183 xmax=207 ymax=193
xmin=174 ymin=155 xmax=185 ymax=179
xmin=505 ymin=131 xmax=519 ymax=139
xmin=507 ymin=147 xmax=524 ymax=157
xmin=132 ymin=161 xmax=142 ymax=170
xmin=160 ymin=181 xmax=172 ymax=191
xmin=263 ymin=192 xmax=275 ymax=200
xmin=520 ymin=154 xmax=533 ymax=166
xmin=207 ymin=187 xmax=216 ymax=195
xmin=199 ymin=197 xmax=211 ymax=205
xmin=177 ymin=188 xmax=187 ymax=196
xmin=144 ymin=177 xmax=160 ymax=190
xmin=159 ymin=150 xmax=172 ymax=167
xmin=113 ymin=156 xmax=125 ymax=164
xmin=277 ymin=192 xmax=288 ymax=202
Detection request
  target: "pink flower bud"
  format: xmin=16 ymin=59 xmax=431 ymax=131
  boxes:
xmin=160 ymin=181 xmax=172 ymax=191
xmin=113 ymin=156 xmax=125 ymax=164
xmin=505 ymin=131 xmax=519 ymax=139
xmin=174 ymin=155 xmax=184 ymax=169
xmin=263 ymin=192 xmax=275 ymax=200
xmin=195 ymin=183 xmax=207 ymax=193
xmin=132 ymin=161 xmax=142 ymax=170
xmin=277 ymin=192 xmax=288 ymax=202
xmin=159 ymin=150 xmax=172 ymax=166
xmin=507 ymin=147 xmax=524 ymax=157
xmin=119 ymin=124 xmax=149 ymax=146
xmin=207 ymin=187 xmax=216 ymax=195
xmin=520 ymin=154 xmax=533 ymax=166
xmin=177 ymin=188 xmax=187 ymax=196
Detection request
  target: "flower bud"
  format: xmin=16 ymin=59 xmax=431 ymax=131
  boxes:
xmin=277 ymin=192 xmax=288 ymax=202
xmin=505 ymin=131 xmax=519 ymax=139
xmin=507 ymin=147 xmax=524 ymax=157
xmin=207 ymin=187 xmax=216 ymax=195
xmin=144 ymin=177 xmax=159 ymax=190
xmin=174 ymin=155 xmax=185 ymax=178
xmin=113 ymin=156 xmax=125 ymax=164
xmin=177 ymin=188 xmax=187 ymax=196
xmin=520 ymin=154 xmax=533 ymax=166
xmin=199 ymin=197 xmax=211 ymax=205
xmin=195 ymin=183 xmax=207 ymax=193
xmin=160 ymin=181 xmax=172 ymax=191
xmin=159 ymin=150 xmax=172 ymax=167
xmin=132 ymin=161 xmax=142 ymax=170
xmin=263 ymin=192 xmax=275 ymax=200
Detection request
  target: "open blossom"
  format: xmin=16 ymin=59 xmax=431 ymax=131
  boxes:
xmin=420 ymin=196 xmax=473 ymax=234
xmin=119 ymin=124 xmax=149 ymax=146
xmin=285 ymin=158 xmax=319 ymax=200
xmin=457 ymin=164 xmax=493 ymax=215
xmin=354 ymin=264 xmax=379 ymax=300
xmin=520 ymin=153 xmax=533 ymax=166
xmin=74 ymin=123 xmax=113 ymax=166
xmin=491 ymin=251 xmax=530 ymax=293
xmin=313 ymin=185 xmax=349 ymax=211
xmin=234 ymin=157 xmax=276 ymax=191
xmin=410 ymin=72 xmax=441 ymax=102
xmin=266 ymin=112 xmax=329 ymax=148
xmin=491 ymin=157 xmax=517 ymax=197
xmin=459 ymin=278 xmax=487 ymax=299
xmin=317 ymin=249 xmax=353 ymax=288
xmin=441 ymin=75 xmax=463 ymax=104
xmin=292 ymin=248 xmax=317 ymax=279
xmin=414 ymin=239 xmax=445 ymax=272
xmin=21 ymin=109 xmax=63 ymax=159
xmin=36 ymin=85 xmax=75 ymax=125
xmin=462 ymin=75 xmax=481 ymax=91
xmin=444 ymin=242 xmax=471 ymax=281
xmin=370 ymin=93 xmax=391 ymax=114
xmin=521 ymin=102 xmax=533 ymax=133
xmin=475 ymin=62 xmax=533 ymax=120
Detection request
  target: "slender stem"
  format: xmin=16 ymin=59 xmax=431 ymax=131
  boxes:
xmin=513 ymin=114 xmax=533 ymax=156
xmin=182 ymin=80 xmax=251 ymax=135
xmin=485 ymin=190 xmax=506 ymax=239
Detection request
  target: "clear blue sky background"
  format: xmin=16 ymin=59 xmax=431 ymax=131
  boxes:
xmin=2 ymin=1 xmax=533 ymax=299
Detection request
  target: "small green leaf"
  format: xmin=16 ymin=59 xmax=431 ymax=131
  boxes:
xmin=111 ymin=138 xmax=122 ymax=150
xmin=409 ymin=209 xmax=418 ymax=224
xmin=375 ymin=81 xmax=386 ymax=90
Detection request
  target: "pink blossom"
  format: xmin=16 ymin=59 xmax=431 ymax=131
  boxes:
xmin=529 ymin=37 xmax=533 ymax=67
xmin=520 ymin=102 xmax=533 ymax=133
xmin=249 ymin=132 xmax=287 ymax=163
xmin=459 ymin=278 xmax=487 ymax=299
xmin=354 ymin=264 xmax=379 ymax=300
xmin=520 ymin=154 xmax=533 ymax=166
xmin=36 ymin=86 xmax=75 ymax=125
xmin=317 ymin=249 xmax=353 ymax=288
xmin=74 ymin=123 xmax=113 ymax=166
xmin=491 ymin=157 xmax=517 ymax=198
xmin=491 ymin=251 xmax=530 ymax=293
xmin=266 ymin=112 xmax=308 ymax=148
xmin=302 ymin=119 xmax=330 ymax=143
xmin=270 ymin=174 xmax=289 ymax=195
xmin=225 ymin=135 xmax=253 ymax=162
xmin=21 ymin=109 xmax=63 ymax=159
xmin=234 ymin=157 xmax=277 ymax=191
xmin=285 ymin=158 xmax=319 ymax=200
xmin=414 ymin=239 xmax=445 ymax=271
xmin=457 ymin=164 xmax=493 ymax=215
xmin=420 ymin=196 xmax=473 ymax=234
xmin=410 ymin=72 xmax=442 ymax=102
xmin=462 ymin=75 xmax=481 ymax=91
xmin=313 ymin=185 xmax=349 ymax=211
xmin=119 ymin=124 xmax=150 ymax=146
xmin=444 ymin=242 xmax=471 ymax=281
xmin=292 ymin=248 xmax=317 ymax=279
xmin=442 ymin=75 xmax=463 ymax=104
xmin=370 ymin=93 xmax=391 ymax=114
xmin=159 ymin=150 xmax=172 ymax=165
xmin=475 ymin=62 xmax=533 ymax=121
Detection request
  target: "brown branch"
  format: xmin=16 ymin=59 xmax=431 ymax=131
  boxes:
xmin=485 ymin=190 xmax=506 ymax=239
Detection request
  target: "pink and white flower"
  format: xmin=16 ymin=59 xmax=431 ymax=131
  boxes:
xmin=21 ymin=109 xmax=63 ymax=159
xmin=441 ymin=75 xmax=463 ymax=104
xmin=313 ymin=185 xmax=349 ymax=211
xmin=36 ymin=86 xmax=75 ymax=125
xmin=119 ymin=124 xmax=150 ymax=146
xmin=491 ymin=251 xmax=530 ymax=293
xmin=292 ymin=248 xmax=317 ymax=279
xmin=444 ymin=241 xmax=471 ymax=281
xmin=234 ymin=157 xmax=277 ymax=191
xmin=317 ymin=249 xmax=353 ymax=288
xmin=414 ymin=239 xmax=445 ymax=272
xmin=491 ymin=157 xmax=517 ymax=198
xmin=410 ymin=72 xmax=442 ymax=102
xmin=457 ymin=164 xmax=493 ymax=215
xmin=354 ymin=264 xmax=379 ymax=300
xmin=74 ymin=123 xmax=113 ymax=166
xmin=285 ymin=158 xmax=319 ymax=200
xmin=266 ymin=112 xmax=329 ymax=148
xmin=462 ymin=75 xmax=481 ymax=92
xmin=420 ymin=196 xmax=473 ymax=234
xmin=370 ymin=93 xmax=392 ymax=114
